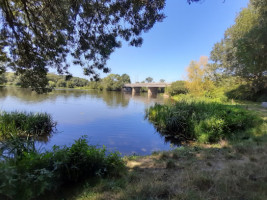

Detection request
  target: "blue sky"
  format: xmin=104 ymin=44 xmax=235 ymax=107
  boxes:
xmin=69 ymin=0 xmax=249 ymax=83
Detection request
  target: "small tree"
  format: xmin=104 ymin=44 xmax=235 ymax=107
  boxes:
xmin=120 ymin=74 xmax=131 ymax=84
xmin=101 ymin=74 xmax=131 ymax=91
xmin=48 ymin=81 xmax=56 ymax=88
xmin=185 ymin=56 xmax=214 ymax=95
xmin=160 ymin=79 xmax=165 ymax=83
xmin=145 ymin=77 xmax=153 ymax=83
xmin=166 ymin=81 xmax=188 ymax=96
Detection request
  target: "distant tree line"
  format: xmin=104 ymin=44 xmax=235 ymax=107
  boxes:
xmin=1 ymin=73 xmax=131 ymax=92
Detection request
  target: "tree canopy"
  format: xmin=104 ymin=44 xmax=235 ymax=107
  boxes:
xmin=210 ymin=0 xmax=267 ymax=93
xmin=0 ymin=0 xmax=201 ymax=93
xmin=166 ymin=80 xmax=187 ymax=96
xmin=101 ymin=73 xmax=130 ymax=91
xmin=145 ymin=77 xmax=153 ymax=83
xmin=185 ymin=56 xmax=214 ymax=95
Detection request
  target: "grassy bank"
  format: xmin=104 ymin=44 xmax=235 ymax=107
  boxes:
xmin=146 ymin=101 xmax=263 ymax=143
xmin=0 ymin=111 xmax=56 ymax=139
xmin=35 ymin=134 xmax=267 ymax=200
xmin=39 ymin=102 xmax=266 ymax=200
xmin=0 ymin=103 xmax=266 ymax=200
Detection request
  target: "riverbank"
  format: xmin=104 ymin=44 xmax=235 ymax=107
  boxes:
xmin=1 ymin=88 xmax=266 ymax=199
xmin=39 ymin=102 xmax=267 ymax=200
xmin=40 ymin=135 xmax=267 ymax=200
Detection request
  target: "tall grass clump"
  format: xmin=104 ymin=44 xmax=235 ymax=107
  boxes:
xmin=146 ymin=101 xmax=263 ymax=143
xmin=0 ymin=111 xmax=56 ymax=139
xmin=0 ymin=137 xmax=126 ymax=200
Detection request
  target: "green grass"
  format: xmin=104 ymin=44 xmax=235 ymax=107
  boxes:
xmin=0 ymin=111 xmax=56 ymax=139
xmin=146 ymin=101 xmax=263 ymax=143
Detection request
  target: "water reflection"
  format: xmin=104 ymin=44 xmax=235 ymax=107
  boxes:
xmin=124 ymin=92 xmax=160 ymax=104
xmin=0 ymin=87 xmax=130 ymax=108
xmin=0 ymin=87 xmax=169 ymax=108
xmin=0 ymin=87 xmax=173 ymax=155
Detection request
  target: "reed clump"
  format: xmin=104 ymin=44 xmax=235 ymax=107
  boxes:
xmin=0 ymin=111 xmax=56 ymax=139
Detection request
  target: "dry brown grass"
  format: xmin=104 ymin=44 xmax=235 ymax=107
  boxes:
xmin=70 ymin=135 xmax=267 ymax=200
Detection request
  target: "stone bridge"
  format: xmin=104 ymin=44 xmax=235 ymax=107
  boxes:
xmin=123 ymin=83 xmax=170 ymax=97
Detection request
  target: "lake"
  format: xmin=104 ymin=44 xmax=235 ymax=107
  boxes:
xmin=0 ymin=87 xmax=174 ymax=155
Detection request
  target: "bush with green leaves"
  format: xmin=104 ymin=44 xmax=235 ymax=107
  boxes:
xmin=226 ymin=84 xmax=267 ymax=102
xmin=146 ymin=101 xmax=263 ymax=143
xmin=0 ymin=111 xmax=56 ymax=139
xmin=165 ymin=81 xmax=188 ymax=96
xmin=0 ymin=137 xmax=126 ymax=200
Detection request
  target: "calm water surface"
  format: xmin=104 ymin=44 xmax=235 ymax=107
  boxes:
xmin=0 ymin=87 xmax=174 ymax=155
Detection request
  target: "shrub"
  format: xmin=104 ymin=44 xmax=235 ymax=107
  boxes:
xmin=146 ymin=101 xmax=263 ymax=143
xmin=66 ymin=81 xmax=74 ymax=88
xmin=48 ymin=81 xmax=56 ymax=88
xmin=56 ymin=79 xmax=66 ymax=87
xmin=166 ymin=159 xmax=176 ymax=169
xmin=226 ymin=84 xmax=267 ymax=102
xmin=165 ymin=81 xmax=188 ymax=96
xmin=0 ymin=137 xmax=126 ymax=200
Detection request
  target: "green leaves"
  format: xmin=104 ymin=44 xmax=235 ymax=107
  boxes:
xmin=145 ymin=77 xmax=153 ymax=83
xmin=101 ymin=73 xmax=131 ymax=91
xmin=147 ymin=101 xmax=263 ymax=143
xmin=0 ymin=137 xmax=126 ymax=199
xmin=0 ymin=0 xmax=165 ymax=92
xmin=0 ymin=0 xmax=203 ymax=92
xmin=210 ymin=0 xmax=267 ymax=93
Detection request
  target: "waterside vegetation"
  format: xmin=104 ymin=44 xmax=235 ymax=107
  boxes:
xmin=0 ymin=137 xmax=125 ymax=200
xmin=35 ymin=103 xmax=266 ymax=200
xmin=147 ymin=101 xmax=263 ymax=144
xmin=0 ymin=111 xmax=56 ymax=139
xmin=73 ymin=133 xmax=267 ymax=200
xmin=0 ymin=0 xmax=266 ymax=199
xmin=0 ymin=103 xmax=265 ymax=200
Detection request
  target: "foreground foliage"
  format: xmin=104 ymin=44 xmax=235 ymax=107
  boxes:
xmin=0 ymin=111 xmax=56 ymax=139
xmin=0 ymin=138 xmax=126 ymax=200
xmin=47 ymin=134 xmax=267 ymax=200
xmin=146 ymin=101 xmax=263 ymax=143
